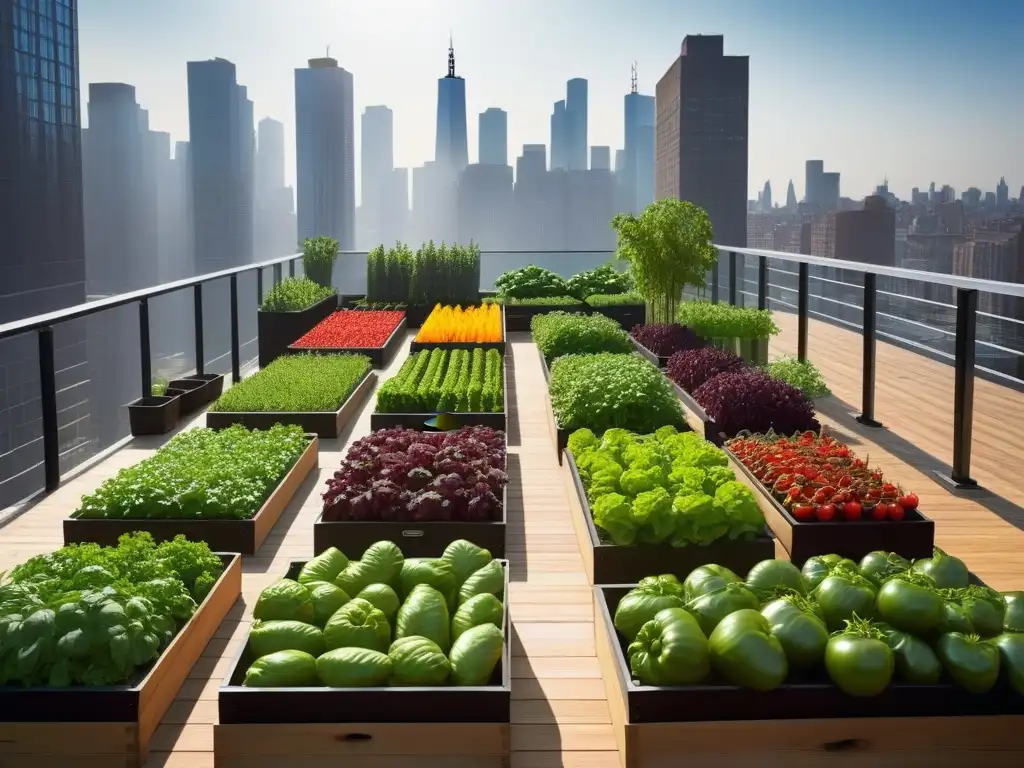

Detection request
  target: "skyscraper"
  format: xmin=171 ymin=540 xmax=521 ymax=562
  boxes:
xmin=186 ymin=58 xmax=254 ymax=271
xmin=256 ymin=117 xmax=285 ymax=195
xmin=997 ymin=177 xmax=1009 ymax=208
xmin=821 ymin=172 xmax=840 ymax=211
xmin=550 ymin=100 xmax=567 ymax=170
xmin=565 ymin=78 xmax=588 ymax=171
xmin=590 ymin=146 xmax=611 ymax=171
xmin=623 ymin=70 xmax=655 ymax=213
xmin=762 ymin=181 xmax=772 ymax=212
xmin=295 ymin=57 xmax=355 ymax=251
xmin=478 ymin=108 xmax=508 ymax=166
xmin=786 ymin=180 xmax=797 ymax=211
xmin=805 ymin=160 xmax=824 ymax=207
xmin=655 ymin=34 xmax=749 ymax=247
xmin=1 ymin=0 xmax=90 ymax=505
xmin=435 ymin=39 xmax=468 ymax=175
xmin=255 ymin=117 xmax=296 ymax=260
xmin=361 ymin=105 xmax=394 ymax=246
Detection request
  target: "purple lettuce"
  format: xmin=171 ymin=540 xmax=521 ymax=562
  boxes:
xmin=630 ymin=323 xmax=706 ymax=356
xmin=666 ymin=347 xmax=745 ymax=393
xmin=692 ymin=369 xmax=819 ymax=438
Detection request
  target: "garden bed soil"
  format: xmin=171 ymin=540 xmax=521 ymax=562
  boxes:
xmin=725 ymin=446 xmax=935 ymax=567
xmin=564 ymin=451 xmax=776 ymax=584
xmin=206 ymin=370 xmax=376 ymax=439
xmin=313 ymin=485 xmax=508 ymax=559
xmin=594 ymin=584 xmax=1024 ymax=768
xmin=502 ymin=302 xmax=587 ymax=332
xmin=214 ymin=560 xmax=510 ymax=767
xmin=586 ymin=303 xmax=646 ymax=330
xmin=257 ymin=293 xmax=339 ymax=369
xmin=629 ymin=335 xmax=672 ymax=369
xmin=409 ymin=306 xmax=507 ymax=356
xmin=0 ymin=552 xmax=241 ymax=768
xmin=128 ymin=395 xmax=181 ymax=436
xmin=287 ymin=316 xmax=407 ymax=368
xmin=62 ymin=435 xmax=319 ymax=555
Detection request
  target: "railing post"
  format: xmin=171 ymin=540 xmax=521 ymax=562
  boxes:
xmin=710 ymin=255 xmax=720 ymax=304
xmin=256 ymin=267 xmax=264 ymax=306
xmin=945 ymin=288 xmax=979 ymax=488
xmin=289 ymin=259 xmax=296 ymax=278
xmin=273 ymin=263 xmax=282 ymax=286
xmin=194 ymin=284 xmax=204 ymax=375
xmin=856 ymin=273 xmax=883 ymax=428
xmin=38 ymin=327 xmax=60 ymax=492
xmin=757 ymin=255 xmax=768 ymax=310
xmin=728 ymin=251 xmax=738 ymax=306
xmin=797 ymin=262 xmax=809 ymax=361
xmin=139 ymin=298 xmax=151 ymax=399
xmin=230 ymin=274 xmax=241 ymax=384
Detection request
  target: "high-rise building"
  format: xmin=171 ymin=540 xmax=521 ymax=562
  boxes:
xmin=361 ymin=105 xmax=394 ymax=246
xmin=458 ymin=163 xmax=514 ymax=247
xmin=550 ymin=100 xmax=567 ymax=170
xmin=786 ymin=180 xmax=797 ymax=211
xmin=821 ymin=172 xmax=840 ymax=211
xmin=590 ymin=146 xmax=611 ymax=171
xmin=186 ymin=58 xmax=254 ymax=271
xmin=435 ymin=40 xmax=468 ymax=175
xmin=565 ymin=78 xmax=588 ymax=171
xmin=295 ymin=57 xmax=355 ymax=252
xmin=478 ymin=108 xmax=508 ymax=166
xmin=834 ymin=195 xmax=896 ymax=267
xmin=761 ymin=180 xmax=772 ymax=212
xmin=805 ymin=160 xmax=823 ymax=206
xmin=623 ymin=70 xmax=655 ymax=214
xmin=256 ymin=117 xmax=285 ymax=195
xmin=997 ymin=177 xmax=1009 ymax=208
xmin=655 ymin=34 xmax=749 ymax=247
xmin=1 ymin=0 xmax=91 ymax=506
xmin=255 ymin=117 xmax=296 ymax=260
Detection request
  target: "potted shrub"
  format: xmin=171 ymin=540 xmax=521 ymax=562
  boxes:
xmin=257 ymin=277 xmax=338 ymax=368
xmin=302 ymin=235 xmax=339 ymax=289
xmin=676 ymin=302 xmax=779 ymax=366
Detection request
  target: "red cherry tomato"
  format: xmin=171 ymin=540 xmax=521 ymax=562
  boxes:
xmin=815 ymin=503 xmax=837 ymax=522
xmin=843 ymin=502 xmax=862 ymax=521
xmin=898 ymin=493 xmax=919 ymax=510
xmin=888 ymin=503 xmax=906 ymax=521
xmin=868 ymin=503 xmax=887 ymax=521
xmin=792 ymin=504 xmax=815 ymax=521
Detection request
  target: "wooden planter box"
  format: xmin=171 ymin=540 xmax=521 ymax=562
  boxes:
xmin=0 ymin=553 xmax=241 ymax=768
xmin=410 ymin=306 xmax=507 ymax=356
xmin=62 ymin=435 xmax=319 ymax=554
xmin=595 ymin=584 xmax=1024 ymax=767
xmin=314 ymin=484 xmax=508 ymax=559
xmin=586 ymin=302 xmax=646 ymax=329
xmin=564 ymin=451 xmax=775 ymax=584
xmin=502 ymin=302 xmax=587 ymax=332
xmin=128 ymin=395 xmax=181 ymax=436
xmin=215 ymin=560 xmax=511 ymax=767
xmin=206 ymin=371 xmax=376 ymax=439
xmin=287 ymin=316 xmax=407 ymax=368
xmin=726 ymin=447 xmax=936 ymax=567
xmin=629 ymin=335 xmax=672 ymax=368
xmin=257 ymin=293 xmax=339 ymax=369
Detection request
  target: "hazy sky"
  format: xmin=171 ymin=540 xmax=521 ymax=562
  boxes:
xmin=79 ymin=0 xmax=1024 ymax=203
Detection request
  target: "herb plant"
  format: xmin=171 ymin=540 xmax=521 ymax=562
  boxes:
xmin=692 ymin=369 xmax=819 ymax=438
xmin=666 ymin=347 xmax=745 ymax=393
xmin=151 ymin=377 xmax=168 ymax=396
xmin=365 ymin=241 xmax=480 ymax=306
xmin=676 ymin=301 xmax=779 ymax=340
xmin=549 ymin=353 xmax=687 ymax=433
xmin=260 ymin=278 xmax=336 ymax=312
xmin=366 ymin=243 xmax=414 ymax=304
xmin=566 ymin=264 xmax=633 ymax=299
xmin=584 ymin=292 xmax=644 ymax=306
xmin=302 ymin=236 xmax=340 ymax=289
xmin=631 ymin=323 xmax=706 ymax=356
xmin=73 ymin=424 xmax=310 ymax=521
xmin=209 ymin=354 xmax=370 ymax=413
xmin=763 ymin=357 xmax=832 ymax=399
xmin=494 ymin=265 xmax=569 ymax=299
xmin=500 ymin=295 xmax=583 ymax=306
xmin=376 ymin=348 xmax=504 ymax=413
xmin=530 ymin=312 xmax=633 ymax=360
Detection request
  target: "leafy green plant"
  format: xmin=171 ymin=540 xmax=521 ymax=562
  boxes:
xmin=302 ymin=236 xmax=340 ymax=289
xmin=260 ymin=277 xmax=336 ymax=312
xmin=567 ymin=264 xmax=633 ymax=300
xmin=494 ymin=265 xmax=569 ymax=299
xmin=73 ymin=424 xmax=310 ymax=521
xmin=611 ymin=199 xmax=717 ymax=322
xmin=531 ymin=312 xmax=634 ymax=360
xmin=209 ymin=354 xmax=370 ymax=413
xmin=366 ymin=243 xmax=414 ymax=304
xmin=500 ymin=295 xmax=583 ymax=306
xmin=585 ymin=292 xmax=645 ymax=307
xmin=676 ymin=301 xmax=780 ymax=340
xmin=409 ymin=241 xmax=481 ymax=307
xmin=549 ymin=353 xmax=687 ymax=433
xmin=376 ymin=347 xmax=504 ymax=413
xmin=763 ymin=357 xmax=832 ymax=399
xmin=151 ymin=377 xmax=168 ymax=396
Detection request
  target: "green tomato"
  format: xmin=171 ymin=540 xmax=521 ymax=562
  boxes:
xmin=627 ymin=607 xmax=710 ymax=686
xmin=959 ymin=588 xmax=1005 ymax=638
xmin=935 ymin=599 xmax=974 ymax=636
xmin=825 ymin=633 xmax=894 ymax=696
xmin=761 ymin=597 xmax=828 ymax=670
xmin=880 ymin=625 xmax=941 ymax=685
xmin=875 ymin=578 xmax=942 ymax=635
xmin=683 ymin=565 xmax=741 ymax=601
xmin=745 ymin=559 xmax=805 ymax=601
xmin=820 ymin=554 xmax=858 ymax=571
xmin=814 ymin=573 xmax=876 ymax=632
xmin=911 ymin=548 xmax=969 ymax=590
xmin=800 ymin=557 xmax=831 ymax=591
xmin=990 ymin=633 xmax=1024 ymax=696
xmin=708 ymin=608 xmax=788 ymax=691
xmin=858 ymin=551 xmax=910 ymax=589
xmin=1004 ymin=592 xmax=1024 ymax=633
xmin=686 ymin=583 xmax=760 ymax=637
xmin=936 ymin=632 xmax=1000 ymax=694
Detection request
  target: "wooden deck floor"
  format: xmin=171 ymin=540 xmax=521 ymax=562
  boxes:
xmin=0 ymin=325 xmax=1023 ymax=766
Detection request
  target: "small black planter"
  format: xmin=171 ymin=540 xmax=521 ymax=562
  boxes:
xmin=167 ymin=377 xmax=208 ymax=415
xmin=257 ymin=293 xmax=338 ymax=369
xmin=128 ymin=395 xmax=181 ymax=436
xmin=585 ymin=303 xmax=646 ymax=329
xmin=188 ymin=373 xmax=225 ymax=404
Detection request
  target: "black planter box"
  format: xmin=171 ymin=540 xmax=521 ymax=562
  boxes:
xmin=538 ymin=350 xmax=567 ymax=465
xmin=726 ymin=446 xmax=936 ymax=567
xmin=410 ymin=305 xmax=506 ymax=356
xmin=629 ymin=336 xmax=672 ymax=368
xmin=128 ymin=395 xmax=181 ymax=436
xmin=218 ymin=559 xmax=511 ymax=725
xmin=314 ymin=484 xmax=507 ymax=559
xmin=187 ymin=373 xmax=225 ymax=404
xmin=257 ymin=293 xmax=338 ymax=369
xmin=564 ymin=451 xmax=775 ymax=584
xmin=287 ymin=316 xmax=406 ymax=368
xmin=585 ymin=303 xmax=646 ymax=329
xmin=596 ymin=583 xmax=1024 ymax=723
xmin=166 ymin=377 xmax=208 ymax=415
xmin=207 ymin=371 xmax=376 ymax=439
xmin=502 ymin=303 xmax=587 ymax=332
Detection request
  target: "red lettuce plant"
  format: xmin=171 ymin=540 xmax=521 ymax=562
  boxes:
xmin=693 ymin=369 xmax=819 ymax=438
xmin=666 ymin=347 xmax=744 ymax=393
xmin=630 ymin=323 xmax=706 ymax=356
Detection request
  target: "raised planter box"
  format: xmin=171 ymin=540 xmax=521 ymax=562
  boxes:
xmin=595 ymin=584 xmax=1024 ymax=767
xmin=0 ymin=552 xmax=242 ymax=768
xmin=314 ymin=484 xmax=508 ymax=559
xmin=629 ymin=335 xmax=672 ymax=368
xmin=257 ymin=293 xmax=339 ymax=369
xmin=287 ymin=316 xmax=407 ymax=368
xmin=538 ymin=350 xmax=569 ymax=465
xmin=564 ymin=451 xmax=775 ymax=584
xmin=128 ymin=395 xmax=181 ymax=436
xmin=62 ymin=435 xmax=319 ymax=554
xmin=207 ymin=371 xmax=376 ymax=439
xmin=166 ymin=377 xmax=208 ymax=415
xmin=410 ymin=305 xmax=507 ymax=356
xmin=726 ymin=447 xmax=935 ymax=567
xmin=369 ymin=353 xmax=509 ymax=434
xmin=586 ymin=302 xmax=646 ymax=329
xmin=187 ymin=372 xmax=226 ymax=404
xmin=502 ymin=303 xmax=587 ymax=332
xmin=215 ymin=560 xmax=510 ymax=767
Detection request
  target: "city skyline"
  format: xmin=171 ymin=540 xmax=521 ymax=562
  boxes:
xmin=77 ymin=0 xmax=1024 ymax=201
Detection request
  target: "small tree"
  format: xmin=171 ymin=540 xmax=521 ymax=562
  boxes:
xmin=611 ymin=199 xmax=717 ymax=322
xmin=302 ymin=236 xmax=339 ymax=289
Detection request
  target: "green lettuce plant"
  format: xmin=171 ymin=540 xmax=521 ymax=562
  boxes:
xmin=260 ymin=277 xmax=336 ymax=312
xmin=530 ymin=312 xmax=633 ymax=360
xmin=585 ymin=292 xmax=644 ymax=307
xmin=676 ymin=301 xmax=779 ymax=341
xmin=567 ymin=264 xmax=632 ymax=299
xmin=763 ymin=357 xmax=831 ymax=399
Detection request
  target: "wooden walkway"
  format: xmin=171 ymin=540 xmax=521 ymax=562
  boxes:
xmin=0 ymin=325 xmax=1023 ymax=766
